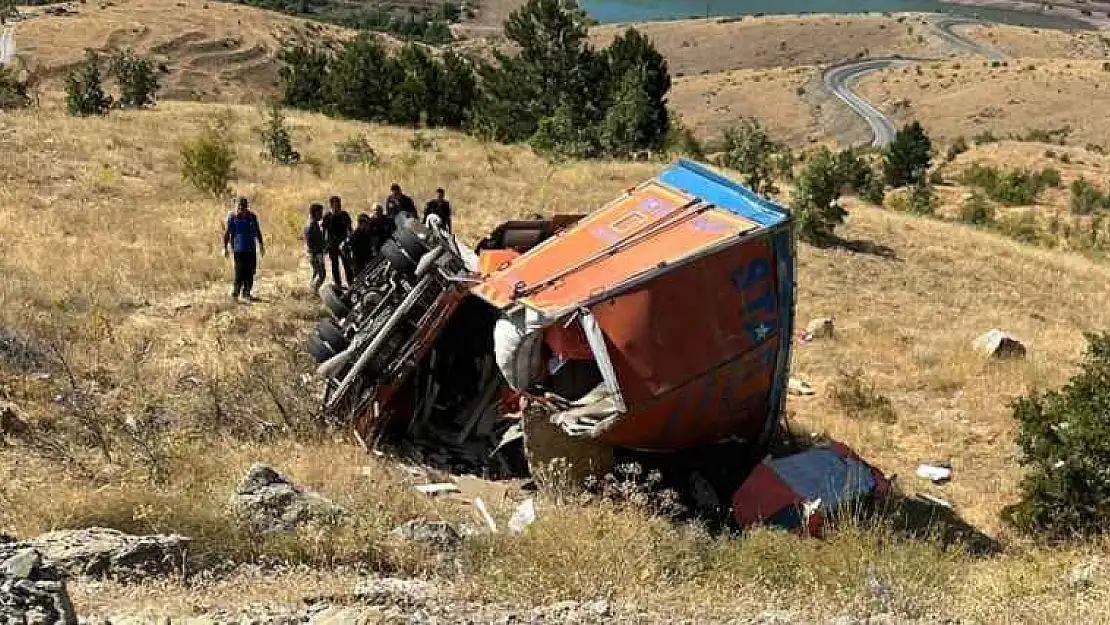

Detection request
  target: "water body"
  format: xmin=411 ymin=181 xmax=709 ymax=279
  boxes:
xmin=580 ymin=0 xmax=1093 ymax=29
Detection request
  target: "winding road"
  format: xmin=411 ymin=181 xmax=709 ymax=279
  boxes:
xmin=822 ymin=15 xmax=1007 ymax=148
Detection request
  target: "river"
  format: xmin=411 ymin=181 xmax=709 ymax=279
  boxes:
xmin=579 ymin=0 xmax=1093 ymax=29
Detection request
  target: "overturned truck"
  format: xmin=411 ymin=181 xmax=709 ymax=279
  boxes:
xmin=307 ymin=159 xmax=796 ymax=488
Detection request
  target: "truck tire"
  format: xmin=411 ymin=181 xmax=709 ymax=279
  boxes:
xmin=320 ymin=284 xmax=351 ymax=320
xmin=380 ymin=239 xmax=416 ymax=277
xmin=307 ymin=333 xmax=337 ymax=363
xmin=393 ymin=226 xmax=430 ymax=263
xmin=316 ymin=318 xmax=349 ymax=352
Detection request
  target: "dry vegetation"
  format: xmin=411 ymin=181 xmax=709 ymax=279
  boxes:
xmin=13 ymin=0 xmax=355 ymax=102
xmin=1 ymin=94 xmax=1110 ymax=620
xmin=855 ymin=58 xmax=1110 ymax=148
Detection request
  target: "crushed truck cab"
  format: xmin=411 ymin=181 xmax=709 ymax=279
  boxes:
xmin=307 ymin=158 xmax=796 ymax=480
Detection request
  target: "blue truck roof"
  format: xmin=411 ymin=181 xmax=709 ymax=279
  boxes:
xmin=657 ymin=158 xmax=792 ymax=229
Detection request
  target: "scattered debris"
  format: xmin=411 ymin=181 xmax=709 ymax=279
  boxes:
xmin=732 ymin=442 xmax=891 ymax=537
xmin=0 ymin=548 xmax=78 ymax=625
xmin=919 ymin=494 xmax=952 ymax=509
xmin=973 ymin=329 xmax=1027 ymax=359
xmin=471 ymin=497 xmax=498 ymax=533
xmin=390 ymin=520 xmax=461 ymax=549
xmin=916 ymin=463 xmax=952 ymax=484
xmin=230 ymin=463 xmax=345 ymax=535
xmin=0 ymin=528 xmax=188 ymax=579
xmin=507 ymin=497 xmax=537 ymax=534
xmin=1067 ymin=557 xmax=1104 ymax=591
xmin=413 ymin=483 xmax=460 ymax=496
xmin=804 ymin=317 xmax=836 ymax=340
xmin=788 ymin=378 xmax=815 ymax=396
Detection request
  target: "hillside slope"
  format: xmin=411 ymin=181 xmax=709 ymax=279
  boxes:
xmin=3 ymin=100 xmax=1110 ymax=621
xmin=13 ymin=0 xmax=355 ymax=102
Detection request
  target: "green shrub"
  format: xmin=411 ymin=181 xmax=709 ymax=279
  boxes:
xmin=1070 ymin=178 xmax=1110 ymax=215
xmin=883 ymin=120 xmax=932 ymax=188
xmin=995 ymin=211 xmax=1042 ymax=245
xmin=334 ymin=134 xmax=379 ymax=166
xmin=64 ymin=50 xmax=112 ymax=116
xmin=945 ymin=136 xmax=969 ymax=161
xmin=0 ymin=66 xmax=32 ymax=110
xmin=259 ymin=100 xmax=300 ymax=165
xmin=662 ymin=117 xmax=704 ymax=160
xmin=791 ymin=146 xmax=847 ymax=243
xmin=959 ymin=163 xmax=1058 ymax=206
xmin=830 ymin=368 xmax=897 ymax=424
xmin=409 ymin=129 xmax=438 ymax=153
xmin=861 ymin=175 xmax=885 ymax=206
xmin=1003 ymin=332 xmax=1110 ymax=538
xmin=907 ymin=178 xmax=936 ymax=215
xmin=833 ymin=148 xmax=872 ymax=194
xmin=182 ymin=123 xmax=236 ymax=198
xmin=720 ymin=118 xmax=787 ymax=196
xmin=972 ymin=130 xmax=997 ymax=145
xmin=109 ymin=49 xmax=159 ymax=109
xmin=958 ymin=191 xmax=994 ymax=226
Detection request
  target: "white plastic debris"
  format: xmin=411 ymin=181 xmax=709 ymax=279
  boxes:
xmin=413 ymin=483 xmax=460 ymax=496
xmin=472 ymin=497 xmax=498 ymax=533
xmin=508 ymin=498 xmax=537 ymax=534
xmin=916 ymin=464 xmax=952 ymax=483
xmin=788 ymin=378 xmax=815 ymax=396
xmin=920 ymin=494 xmax=952 ymax=509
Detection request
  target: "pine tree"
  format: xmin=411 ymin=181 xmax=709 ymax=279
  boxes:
xmin=325 ymin=34 xmax=399 ymax=122
xmin=602 ymin=27 xmax=670 ymax=151
xmin=720 ymin=118 xmax=784 ymax=197
xmin=278 ymin=44 xmax=331 ymax=111
xmin=110 ymin=49 xmax=159 ymax=109
xmin=883 ymin=120 xmax=933 ymax=188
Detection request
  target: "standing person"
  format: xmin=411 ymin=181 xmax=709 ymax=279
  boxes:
xmin=385 ymin=183 xmax=417 ymax=228
xmin=367 ymin=202 xmax=393 ymax=253
xmin=303 ymin=203 xmax=327 ymax=295
xmin=222 ymin=196 xmax=264 ymax=302
xmin=423 ymin=188 xmax=453 ymax=233
xmin=347 ymin=213 xmax=376 ymax=278
xmin=322 ymin=195 xmax=353 ymax=288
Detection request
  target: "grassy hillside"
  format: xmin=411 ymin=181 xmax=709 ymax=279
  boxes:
xmin=3 ymin=97 xmax=1110 ymax=621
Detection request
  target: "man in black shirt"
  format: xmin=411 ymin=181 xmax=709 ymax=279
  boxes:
xmin=347 ymin=213 xmax=377 ymax=278
xmin=385 ymin=183 xmax=418 ymax=228
xmin=322 ymin=195 xmax=353 ymax=288
xmin=303 ymin=203 xmax=327 ymax=294
xmin=423 ymin=188 xmax=452 ymax=233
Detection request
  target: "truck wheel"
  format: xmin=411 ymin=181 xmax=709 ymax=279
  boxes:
xmin=307 ymin=333 xmax=337 ymax=363
xmin=320 ymin=284 xmax=351 ymax=320
xmin=316 ymin=318 xmax=349 ymax=352
xmin=380 ymin=239 xmax=416 ymax=277
xmin=394 ymin=227 xmax=430 ymax=263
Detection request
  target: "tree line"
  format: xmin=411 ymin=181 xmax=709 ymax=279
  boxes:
xmin=278 ymin=0 xmax=671 ymax=160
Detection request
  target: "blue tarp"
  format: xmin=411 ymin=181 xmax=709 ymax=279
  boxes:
xmin=657 ymin=158 xmax=791 ymax=229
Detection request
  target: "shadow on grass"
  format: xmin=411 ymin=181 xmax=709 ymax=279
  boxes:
xmin=880 ymin=495 xmax=1003 ymax=556
xmin=809 ymin=234 xmax=900 ymax=260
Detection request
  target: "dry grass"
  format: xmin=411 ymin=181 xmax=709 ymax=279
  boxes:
xmin=5 ymin=94 xmax=1110 ymax=620
xmin=855 ymin=58 xmax=1110 ymax=149
xmin=587 ymin=13 xmax=955 ymax=76
xmin=669 ymin=65 xmax=820 ymax=146
xmin=13 ymin=0 xmax=355 ymax=102
xmin=967 ymin=22 xmax=1110 ymax=59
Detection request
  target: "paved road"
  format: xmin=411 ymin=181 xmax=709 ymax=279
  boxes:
xmin=821 ymin=15 xmax=1007 ymax=148
xmin=822 ymin=57 xmax=914 ymax=148
xmin=932 ymin=17 xmax=1006 ymax=62
xmin=0 ymin=26 xmax=14 ymax=67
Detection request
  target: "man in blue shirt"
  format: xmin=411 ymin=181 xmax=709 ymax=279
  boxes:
xmin=223 ymin=196 xmax=265 ymax=302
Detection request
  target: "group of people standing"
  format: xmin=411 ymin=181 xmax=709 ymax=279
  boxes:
xmin=302 ymin=184 xmax=453 ymax=293
xmin=220 ymin=184 xmax=453 ymax=303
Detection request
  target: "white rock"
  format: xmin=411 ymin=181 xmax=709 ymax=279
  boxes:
xmin=805 ymin=317 xmax=836 ymax=339
xmin=972 ymin=329 xmax=1027 ymax=359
